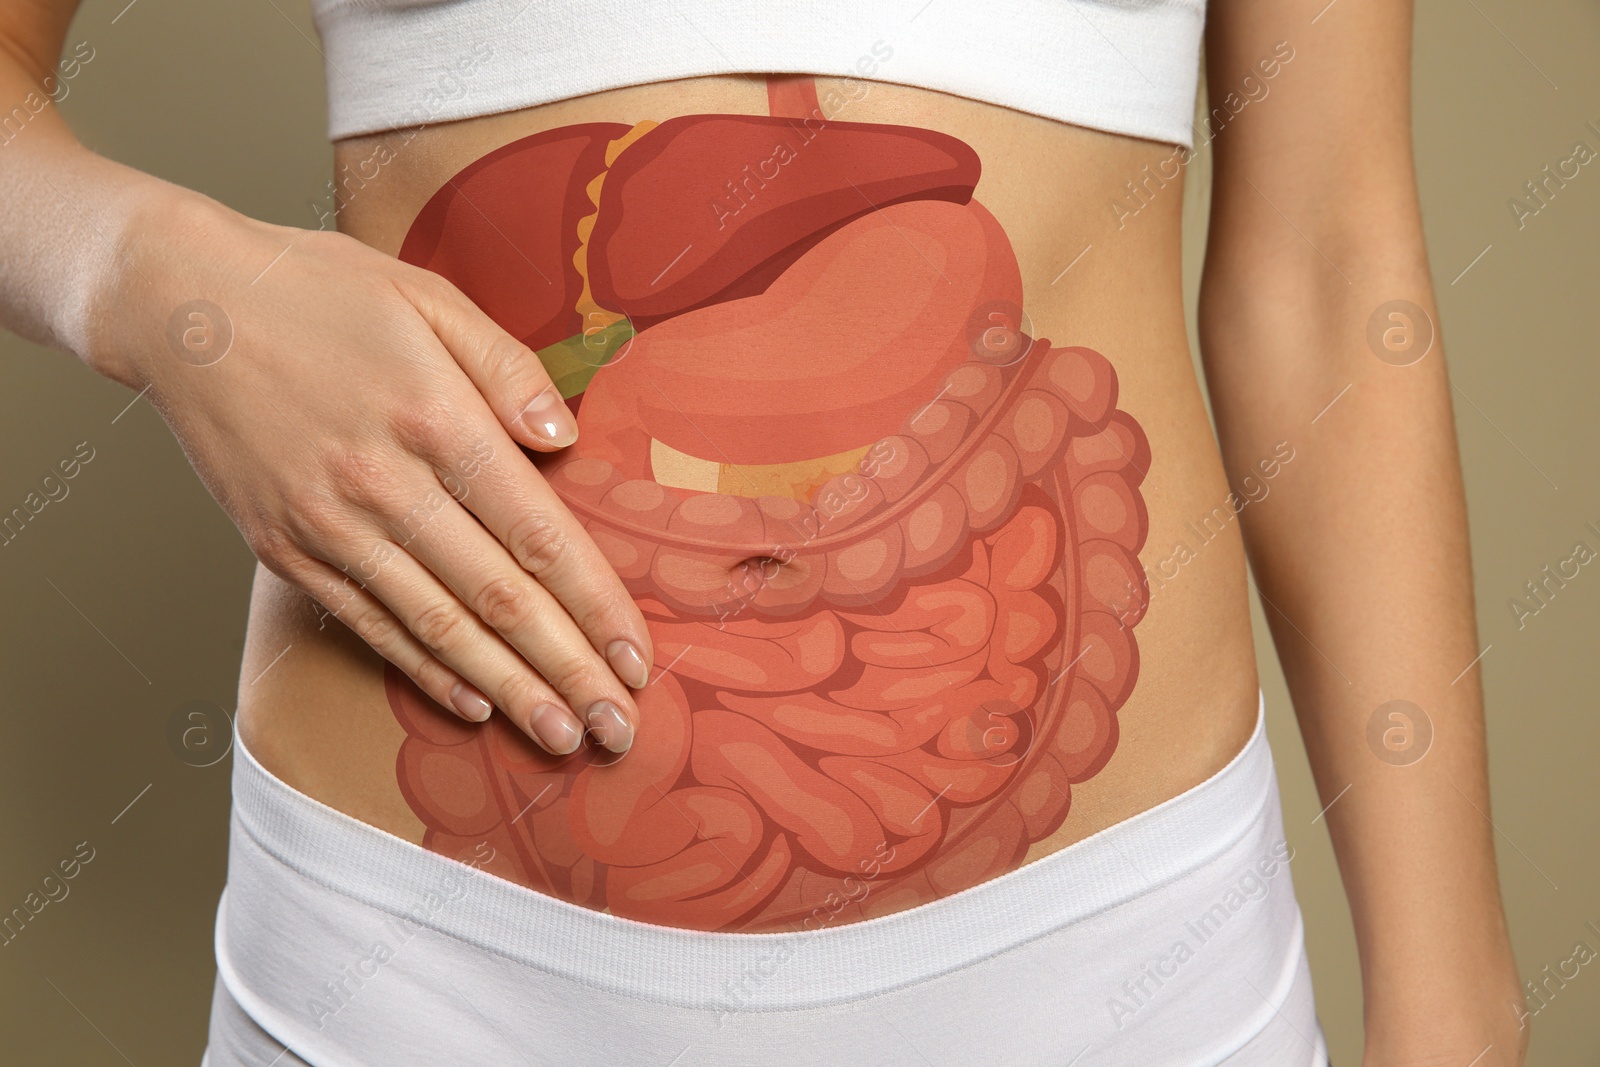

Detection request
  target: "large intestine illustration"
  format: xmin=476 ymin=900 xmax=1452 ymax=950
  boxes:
xmin=384 ymin=78 xmax=1151 ymax=932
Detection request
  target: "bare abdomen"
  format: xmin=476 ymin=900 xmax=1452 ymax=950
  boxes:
xmin=384 ymin=87 xmax=1153 ymax=931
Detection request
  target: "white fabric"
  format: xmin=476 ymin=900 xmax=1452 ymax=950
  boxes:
xmin=309 ymin=0 xmax=1206 ymax=146
xmin=204 ymin=692 xmax=1329 ymax=1065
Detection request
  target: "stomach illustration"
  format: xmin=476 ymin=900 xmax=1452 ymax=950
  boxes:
xmin=386 ymin=80 xmax=1151 ymax=933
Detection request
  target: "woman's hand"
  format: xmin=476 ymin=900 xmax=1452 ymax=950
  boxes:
xmin=91 ymin=190 xmax=652 ymax=755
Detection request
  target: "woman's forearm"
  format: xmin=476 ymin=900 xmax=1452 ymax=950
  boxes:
xmin=1199 ymin=256 xmax=1524 ymax=1059
xmin=0 ymin=13 xmax=194 ymax=377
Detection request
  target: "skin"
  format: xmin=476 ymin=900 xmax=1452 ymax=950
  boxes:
xmin=0 ymin=0 xmax=1523 ymax=1061
xmin=375 ymin=96 xmax=1156 ymax=928
xmin=1203 ymin=3 xmax=1524 ymax=1062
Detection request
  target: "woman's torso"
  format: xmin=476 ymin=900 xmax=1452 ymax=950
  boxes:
xmin=237 ymin=75 xmax=1262 ymax=933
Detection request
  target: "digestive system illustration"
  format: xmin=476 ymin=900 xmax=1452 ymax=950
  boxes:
xmin=386 ymin=78 xmax=1151 ymax=932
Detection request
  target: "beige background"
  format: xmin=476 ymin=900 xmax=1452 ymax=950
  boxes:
xmin=0 ymin=0 xmax=1594 ymax=1062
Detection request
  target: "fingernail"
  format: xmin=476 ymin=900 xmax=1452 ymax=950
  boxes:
xmin=521 ymin=386 xmax=578 ymax=448
xmin=584 ymin=701 xmax=634 ymax=754
xmin=529 ymin=703 xmax=584 ymax=755
xmin=606 ymin=640 xmax=650 ymax=689
xmin=449 ymin=681 xmax=493 ymax=722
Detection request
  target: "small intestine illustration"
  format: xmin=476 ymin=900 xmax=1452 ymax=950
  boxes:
xmin=385 ymin=78 xmax=1151 ymax=932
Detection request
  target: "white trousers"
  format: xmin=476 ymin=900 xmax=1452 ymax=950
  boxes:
xmin=204 ymin=693 xmax=1328 ymax=1066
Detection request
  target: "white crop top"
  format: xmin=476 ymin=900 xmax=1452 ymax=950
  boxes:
xmin=309 ymin=0 xmax=1206 ymax=147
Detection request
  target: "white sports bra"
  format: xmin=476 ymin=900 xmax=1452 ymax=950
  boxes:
xmin=309 ymin=0 xmax=1205 ymax=146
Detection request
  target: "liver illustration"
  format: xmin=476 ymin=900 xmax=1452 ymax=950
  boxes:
xmin=389 ymin=98 xmax=1150 ymax=932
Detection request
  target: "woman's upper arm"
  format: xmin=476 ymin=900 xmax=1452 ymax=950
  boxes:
xmin=1203 ymin=0 xmax=1422 ymax=247
xmin=1199 ymin=0 xmax=1438 ymax=432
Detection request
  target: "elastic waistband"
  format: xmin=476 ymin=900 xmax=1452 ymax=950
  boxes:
xmin=230 ymin=691 xmax=1273 ymax=1011
xmin=311 ymin=0 xmax=1205 ymax=147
